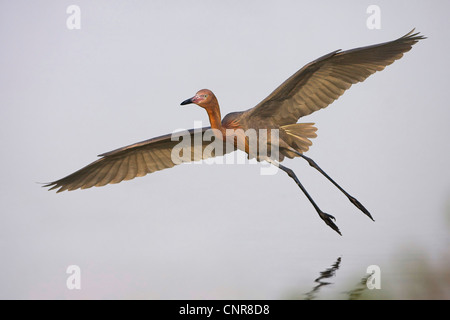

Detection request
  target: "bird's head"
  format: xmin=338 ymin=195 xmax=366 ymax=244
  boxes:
xmin=180 ymin=89 xmax=216 ymax=109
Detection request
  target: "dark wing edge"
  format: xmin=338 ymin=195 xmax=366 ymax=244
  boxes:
xmin=244 ymin=29 xmax=426 ymax=126
xmin=44 ymin=127 xmax=233 ymax=193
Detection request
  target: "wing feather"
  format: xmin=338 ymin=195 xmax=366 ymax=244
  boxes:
xmin=135 ymin=151 xmax=149 ymax=177
xmin=81 ymin=161 xmax=112 ymax=189
xmin=44 ymin=127 xmax=233 ymax=192
xmin=245 ymin=29 xmax=425 ymax=126
xmin=111 ymin=156 xmax=129 ymax=184
xmin=124 ymin=153 xmax=137 ymax=181
xmin=97 ymin=159 xmax=122 ymax=187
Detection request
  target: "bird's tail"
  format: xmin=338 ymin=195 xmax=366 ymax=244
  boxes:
xmin=280 ymin=123 xmax=318 ymax=157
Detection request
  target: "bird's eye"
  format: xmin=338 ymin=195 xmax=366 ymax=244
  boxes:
xmin=203 ymin=94 xmax=208 ymax=98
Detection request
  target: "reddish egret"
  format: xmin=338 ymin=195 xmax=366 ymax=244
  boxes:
xmin=45 ymin=30 xmax=425 ymax=235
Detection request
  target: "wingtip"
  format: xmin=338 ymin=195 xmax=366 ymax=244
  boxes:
xmin=406 ymin=28 xmax=416 ymax=36
xmin=404 ymin=28 xmax=427 ymax=41
xmin=41 ymin=180 xmax=65 ymax=193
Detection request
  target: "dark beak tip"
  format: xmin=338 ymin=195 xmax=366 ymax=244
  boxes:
xmin=180 ymin=98 xmax=193 ymax=106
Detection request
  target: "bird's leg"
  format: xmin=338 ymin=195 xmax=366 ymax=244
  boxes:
xmin=267 ymin=159 xmax=342 ymax=235
xmin=293 ymin=151 xmax=374 ymax=221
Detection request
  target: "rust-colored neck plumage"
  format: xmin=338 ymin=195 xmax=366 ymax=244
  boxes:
xmin=203 ymin=96 xmax=223 ymax=132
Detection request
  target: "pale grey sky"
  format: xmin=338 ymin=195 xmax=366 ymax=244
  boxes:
xmin=0 ymin=0 xmax=449 ymax=299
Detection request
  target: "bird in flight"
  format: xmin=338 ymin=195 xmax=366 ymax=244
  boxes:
xmin=45 ymin=29 xmax=425 ymax=235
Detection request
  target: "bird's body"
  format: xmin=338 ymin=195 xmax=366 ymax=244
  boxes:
xmin=183 ymin=94 xmax=317 ymax=161
xmin=45 ymin=30 xmax=425 ymax=235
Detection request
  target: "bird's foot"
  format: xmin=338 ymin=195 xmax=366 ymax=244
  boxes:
xmin=318 ymin=210 xmax=342 ymax=236
xmin=348 ymin=196 xmax=374 ymax=221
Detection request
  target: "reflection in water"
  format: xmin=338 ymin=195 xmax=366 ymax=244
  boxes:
xmin=303 ymin=256 xmax=371 ymax=300
xmin=345 ymin=274 xmax=372 ymax=300
xmin=304 ymin=256 xmax=342 ymax=300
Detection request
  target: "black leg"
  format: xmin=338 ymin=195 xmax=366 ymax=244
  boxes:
xmin=270 ymin=160 xmax=342 ymax=236
xmin=296 ymin=152 xmax=374 ymax=221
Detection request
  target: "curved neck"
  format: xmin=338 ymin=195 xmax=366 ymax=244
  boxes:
xmin=204 ymin=98 xmax=223 ymax=132
xmin=206 ymin=107 xmax=222 ymax=130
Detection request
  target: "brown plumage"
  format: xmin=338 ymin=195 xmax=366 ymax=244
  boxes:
xmin=45 ymin=29 xmax=425 ymax=235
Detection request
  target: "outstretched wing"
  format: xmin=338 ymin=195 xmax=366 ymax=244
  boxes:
xmin=245 ymin=29 xmax=425 ymax=126
xmin=44 ymin=127 xmax=232 ymax=192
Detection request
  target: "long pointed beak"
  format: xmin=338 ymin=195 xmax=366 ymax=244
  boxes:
xmin=180 ymin=97 xmax=194 ymax=105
